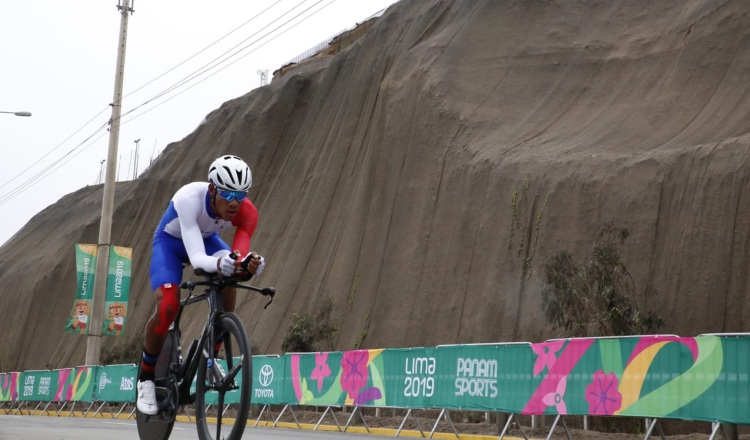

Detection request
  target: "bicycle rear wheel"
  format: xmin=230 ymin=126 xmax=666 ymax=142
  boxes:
xmin=136 ymin=329 xmax=179 ymax=440
xmin=195 ymin=312 xmax=252 ymax=440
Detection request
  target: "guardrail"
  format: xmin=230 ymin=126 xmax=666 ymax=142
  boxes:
xmin=1 ymin=333 xmax=747 ymax=439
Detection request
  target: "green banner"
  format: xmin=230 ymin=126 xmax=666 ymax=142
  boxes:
xmin=380 ymin=347 xmax=434 ymax=408
xmin=5 ymin=334 xmax=750 ymax=424
xmin=67 ymin=366 xmax=96 ymax=402
xmin=94 ymin=364 xmax=136 ymax=402
xmin=66 ymin=244 xmax=98 ymax=334
xmin=287 ymin=350 xmax=388 ymax=407
xmin=261 ymin=336 xmax=750 ymax=423
xmin=433 ymin=343 xmax=536 ymax=411
xmin=252 ymin=355 xmax=285 ymax=405
xmin=54 ymin=368 xmax=75 ymax=402
xmin=19 ymin=370 xmax=57 ymax=402
xmin=102 ymin=246 xmax=133 ymax=336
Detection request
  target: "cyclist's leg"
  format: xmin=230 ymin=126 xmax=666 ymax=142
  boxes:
xmin=138 ymin=234 xmax=187 ymax=415
xmin=141 ymin=284 xmax=180 ymax=375
xmin=141 ymin=234 xmax=187 ymax=377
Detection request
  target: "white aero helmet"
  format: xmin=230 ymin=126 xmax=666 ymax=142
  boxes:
xmin=208 ymin=155 xmax=252 ymax=191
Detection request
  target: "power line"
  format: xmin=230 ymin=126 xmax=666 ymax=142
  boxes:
xmin=0 ymin=106 xmax=109 ymax=193
xmin=120 ymin=0 xmax=327 ymax=119
xmin=0 ymin=123 xmax=109 ymax=206
xmin=0 ymin=2 xmax=294 ymax=204
xmin=120 ymin=0 xmax=339 ymax=124
xmin=122 ymin=0 xmax=286 ymax=100
xmin=0 ymin=0 xmax=373 ymax=207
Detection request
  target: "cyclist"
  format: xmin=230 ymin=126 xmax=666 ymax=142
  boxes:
xmin=136 ymin=154 xmax=266 ymax=415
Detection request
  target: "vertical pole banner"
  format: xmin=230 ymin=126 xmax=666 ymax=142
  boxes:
xmin=102 ymin=246 xmax=132 ymax=336
xmin=66 ymin=244 xmax=98 ymax=334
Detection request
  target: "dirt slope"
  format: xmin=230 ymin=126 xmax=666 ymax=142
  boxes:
xmin=2 ymin=0 xmax=750 ymax=371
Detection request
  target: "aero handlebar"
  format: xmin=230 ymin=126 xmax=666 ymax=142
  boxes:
xmin=180 ymin=269 xmax=276 ymax=309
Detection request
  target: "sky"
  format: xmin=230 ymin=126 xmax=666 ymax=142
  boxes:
xmin=0 ymin=0 xmax=399 ymax=246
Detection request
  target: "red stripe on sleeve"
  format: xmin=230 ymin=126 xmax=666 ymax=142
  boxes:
xmin=231 ymin=198 xmax=258 ymax=255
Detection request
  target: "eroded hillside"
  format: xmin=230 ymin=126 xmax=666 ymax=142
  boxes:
xmin=2 ymin=0 xmax=750 ymax=371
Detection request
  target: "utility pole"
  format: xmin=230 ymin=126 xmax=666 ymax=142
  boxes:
xmin=257 ymin=69 xmax=269 ymax=86
xmin=133 ymin=138 xmax=141 ymax=180
xmin=97 ymin=160 xmax=106 ymax=185
xmin=86 ymin=0 xmax=134 ymax=366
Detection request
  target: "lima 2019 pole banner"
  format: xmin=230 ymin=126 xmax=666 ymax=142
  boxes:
xmin=66 ymin=244 xmax=132 ymax=336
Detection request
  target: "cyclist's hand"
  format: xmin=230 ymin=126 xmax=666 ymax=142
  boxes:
xmin=217 ymin=255 xmax=239 ymax=276
xmin=242 ymin=252 xmax=265 ymax=275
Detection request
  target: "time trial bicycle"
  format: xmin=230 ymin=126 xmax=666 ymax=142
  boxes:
xmin=136 ymin=268 xmax=275 ymax=440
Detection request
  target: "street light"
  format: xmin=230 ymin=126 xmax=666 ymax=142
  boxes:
xmin=0 ymin=111 xmax=32 ymax=117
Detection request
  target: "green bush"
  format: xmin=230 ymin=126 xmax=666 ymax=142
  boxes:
xmin=541 ymin=223 xmax=663 ymax=337
xmin=281 ymin=296 xmax=338 ymax=353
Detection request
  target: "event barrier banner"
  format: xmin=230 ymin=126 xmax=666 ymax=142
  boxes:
xmin=252 ymin=355 xmax=286 ymax=405
xmin=433 ymin=343 xmax=536 ymax=411
xmin=67 ymin=366 xmax=96 ymax=402
xmin=0 ymin=372 xmax=16 ymax=402
xmin=18 ymin=370 xmax=56 ymax=402
xmin=102 ymin=246 xmax=132 ymax=336
xmin=66 ymin=244 xmax=98 ymax=334
xmin=271 ymin=336 xmax=750 ymax=423
xmin=4 ymin=335 xmax=750 ymax=424
xmin=94 ymin=364 xmax=136 ymax=403
xmin=54 ymin=368 xmax=75 ymax=402
xmin=289 ymin=351 xmax=347 ymax=406
xmin=381 ymin=347 xmax=433 ymax=408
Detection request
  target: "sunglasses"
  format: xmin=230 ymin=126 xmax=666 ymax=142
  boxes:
xmin=217 ymin=189 xmax=247 ymax=202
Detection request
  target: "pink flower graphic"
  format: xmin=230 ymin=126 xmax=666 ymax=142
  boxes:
xmin=585 ymin=370 xmax=622 ymax=415
xmin=340 ymin=350 xmax=369 ymax=400
xmin=541 ymin=376 xmax=567 ymax=414
xmin=310 ymin=352 xmax=332 ymax=393
xmin=531 ymin=340 xmax=565 ymax=376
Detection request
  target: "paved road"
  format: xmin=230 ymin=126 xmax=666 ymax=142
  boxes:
xmin=0 ymin=415 xmax=390 ymax=440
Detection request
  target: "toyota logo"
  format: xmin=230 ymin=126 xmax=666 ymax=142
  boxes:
xmin=258 ymin=364 xmax=274 ymax=387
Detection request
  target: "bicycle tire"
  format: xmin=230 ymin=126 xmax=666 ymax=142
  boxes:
xmin=194 ymin=312 xmax=253 ymax=440
xmin=136 ymin=329 xmax=179 ymax=440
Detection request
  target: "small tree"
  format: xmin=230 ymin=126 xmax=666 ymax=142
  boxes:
xmin=541 ymin=223 xmax=663 ymax=337
xmin=281 ymin=296 xmax=338 ymax=353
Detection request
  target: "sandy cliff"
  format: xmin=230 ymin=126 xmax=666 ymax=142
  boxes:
xmin=2 ymin=0 xmax=750 ymax=371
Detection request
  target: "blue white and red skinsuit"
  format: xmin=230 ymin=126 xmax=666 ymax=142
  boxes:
xmin=149 ymin=182 xmax=258 ymax=291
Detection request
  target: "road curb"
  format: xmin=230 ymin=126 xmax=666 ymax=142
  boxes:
xmin=2 ymin=409 xmax=517 ymax=439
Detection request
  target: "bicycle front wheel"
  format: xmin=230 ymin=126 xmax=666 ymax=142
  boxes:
xmin=195 ymin=312 xmax=252 ymax=440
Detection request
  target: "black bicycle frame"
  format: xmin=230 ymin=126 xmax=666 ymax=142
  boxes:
xmin=169 ymin=275 xmax=274 ymax=405
xmin=168 ymin=283 xmax=223 ymax=405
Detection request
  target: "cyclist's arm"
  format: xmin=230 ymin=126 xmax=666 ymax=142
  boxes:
xmin=175 ymin=195 xmax=223 ymax=272
xmin=231 ymin=199 xmax=259 ymax=255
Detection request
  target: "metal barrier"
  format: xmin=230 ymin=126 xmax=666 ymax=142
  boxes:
xmin=2 ymin=334 xmax=749 ymax=440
